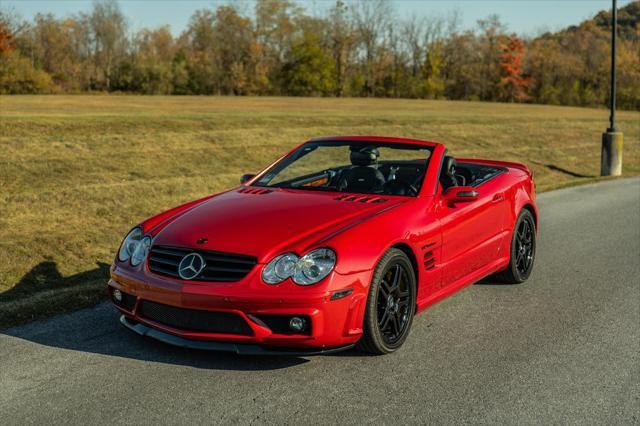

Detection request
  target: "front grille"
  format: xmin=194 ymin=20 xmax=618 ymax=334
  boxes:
xmin=139 ymin=300 xmax=254 ymax=335
xmin=148 ymin=245 xmax=257 ymax=282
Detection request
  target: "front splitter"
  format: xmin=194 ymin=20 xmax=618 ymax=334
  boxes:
xmin=120 ymin=315 xmax=355 ymax=356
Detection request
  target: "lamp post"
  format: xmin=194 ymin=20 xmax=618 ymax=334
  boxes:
xmin=601 ymin=0 xmax=623 ymax=176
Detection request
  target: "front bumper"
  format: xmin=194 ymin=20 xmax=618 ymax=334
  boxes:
xmin=120 ymin=316 xmax=354 ymax=355
xmin=108 ymin=263 xmax=371 ymax=352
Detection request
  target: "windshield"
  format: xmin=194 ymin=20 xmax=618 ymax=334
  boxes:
xmin=254 ymin=141 xmax=432 ymax=197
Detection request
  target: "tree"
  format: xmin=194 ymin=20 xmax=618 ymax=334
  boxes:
xmin=212 ymin=5 xmax=253 ymax=95
xmin=476 ymin=14 xmax=506 ymax=101
xmin=498 ymin=34 xmax=530 ymax=102
xmin=352 ymin=0 xmax=392 ymax=96
xmin=402 ymin=17 xmax=424 ymax=81
xmin=281 ymin=19 xmax=334 ymax=96
xmin=125 ymin=26 xmax=176 ymax=94
xmin=30 ymin=14 xmax=87 ymax=91
xmin=0 ymin=50 xmax=54 ymax=94
xmin=0 ymin=9 xmax=26 ymax=55
xmin=424 ymin=42 xmax=445 ymax=99
xmin=327 ymin=0 xmax=356 ymax=96
xmin=0 ymin=19 xmax=13 ymax=54
xmin=183 ymin=9 xmax=216 ymax=94
xmin=89 ymin=0 xmax=128 ymax=90
xmin=255 ymin=0 xmax=300 ymax=94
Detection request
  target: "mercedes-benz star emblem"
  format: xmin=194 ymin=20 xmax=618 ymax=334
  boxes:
xmin=178 ymin=253 xmax=206 ymax=280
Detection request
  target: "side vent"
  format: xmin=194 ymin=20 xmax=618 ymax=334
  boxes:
xmin=334 ymin=195 xmax=388 ymax=204
xmin=422 ymin=242 xmax=436 ymax=270
xmin=238 ymin=187 xmax=273 ymax=195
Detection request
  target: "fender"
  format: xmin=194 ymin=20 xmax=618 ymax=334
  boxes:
xmin=457 ymin=157 xmax=532 ymax=176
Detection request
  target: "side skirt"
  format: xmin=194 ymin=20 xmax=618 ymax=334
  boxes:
xmin=415 ymin=256 xmax=510 ymax=313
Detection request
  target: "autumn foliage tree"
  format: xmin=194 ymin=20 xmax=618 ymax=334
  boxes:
xmin=0 ymin=21 xmax=12 ymax=54
xmin=498 ymin=34 xmax=531 ymax=102
xmin=0 ymin=0 xmax=637 ymax=109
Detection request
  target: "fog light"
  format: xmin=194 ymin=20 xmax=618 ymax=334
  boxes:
xmin=289 ymin=317 xmax=306 ymax=332
xmin=112 ymin=289 xmax=123 ymax=303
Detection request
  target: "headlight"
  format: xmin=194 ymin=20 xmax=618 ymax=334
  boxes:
xmin=262 ymin=248 xmax=336 ymax=285
xmin=131 ymin=236 xmax=151 ymax=266
xmin=118 ymin=227 xmax=143 ymax=262
xmin=262 ymin=253 xmax=299 ymax=284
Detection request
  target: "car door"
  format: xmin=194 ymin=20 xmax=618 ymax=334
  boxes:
xmin=436 ymin=182 xmax=507 ymax=288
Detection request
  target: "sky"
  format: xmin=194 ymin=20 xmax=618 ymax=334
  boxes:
xmin=2 ymin=0 xmax=634 ymax=37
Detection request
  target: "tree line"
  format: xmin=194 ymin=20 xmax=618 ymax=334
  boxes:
xmin=0 ymin=0 xmax=638 ymax=109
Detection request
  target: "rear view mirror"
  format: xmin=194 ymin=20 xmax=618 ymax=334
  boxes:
xmin=240 ymin=173 xmax=256 ymax=185
xmin=443 ymin=186 xmax=479 ymax=204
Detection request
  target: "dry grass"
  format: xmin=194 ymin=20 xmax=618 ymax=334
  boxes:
xmin=1 ymin=95 xmax=638 ymax=327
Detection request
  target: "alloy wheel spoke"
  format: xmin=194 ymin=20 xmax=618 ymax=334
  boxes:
xmin=391 ymin=313 xmax=400 ymax=335
xmin=518 ymin=253 xmax=528 ymax=272
xmin=397 ymin=309 xmax=407 ymax=327
xmin=379 ymin=309 xmax=391 ymax=330
xmin=389 ymin=265 xmax=401 ymax=292
xmin=516 ymin=251 xmax=523 ymax=264
xmin=379 ymin=281 xmax=390 ymax=299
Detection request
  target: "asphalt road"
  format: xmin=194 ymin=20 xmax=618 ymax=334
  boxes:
xmin=2 ymin=177 xmax=639 ymax=425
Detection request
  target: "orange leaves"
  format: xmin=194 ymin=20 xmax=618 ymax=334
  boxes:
xmin=499 ymin=34 xmax=532 ymax=102
xmin=0 ymin=22 xmax=13 ymax=54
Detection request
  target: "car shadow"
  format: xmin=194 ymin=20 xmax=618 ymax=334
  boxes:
xmin=3 ymin=262 xmax=369 ymax=368
xmin=2 ymin=261 xmax=315 ymax=370
xmin=3 ymin=302 xmax=311 ymax=371
xmin=474 ymin=276 xmax=510 ymax=285
xmin=0 ymin=261 xmax=110 ymax=302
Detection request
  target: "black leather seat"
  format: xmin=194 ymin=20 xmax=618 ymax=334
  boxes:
xmin=439 ymin=155 xmax=458 ymax=191
xmin=338 ymin=147 xmax=386 ymax=193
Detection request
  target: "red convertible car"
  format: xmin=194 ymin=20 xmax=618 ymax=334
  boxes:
xmin=109 ymin=136 xmax=537 ymax=355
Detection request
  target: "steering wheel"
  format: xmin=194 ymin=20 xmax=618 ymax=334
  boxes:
xmin=383 ymin=179 xmax=418 ymax=196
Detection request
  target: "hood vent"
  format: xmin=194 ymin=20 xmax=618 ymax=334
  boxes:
xmin=238 ymin=187 xmax=273 ymax=195
xmin=334 ymin=195 xmax=388 ymax=204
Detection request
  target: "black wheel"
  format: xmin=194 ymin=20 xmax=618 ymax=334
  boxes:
xmin=357 ymin=248 xmax=416 ymax=354
xmin=497 ymin=209 xmax=536 ymax=284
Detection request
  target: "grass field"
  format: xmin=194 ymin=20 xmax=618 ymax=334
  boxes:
xmin=1 ymin=95 xmax=638 ymax=328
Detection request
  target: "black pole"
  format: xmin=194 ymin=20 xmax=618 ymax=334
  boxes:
xmin=608 ymin=0 xmax=617 ymax=132
xmin=601 ymin=0 xmax=623 ymax=176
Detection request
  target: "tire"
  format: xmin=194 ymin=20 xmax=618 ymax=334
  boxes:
xmin=496 ymin=209 xmax=537 ymax=284
xmin=357 ymin=248 xmax=417 ymax=355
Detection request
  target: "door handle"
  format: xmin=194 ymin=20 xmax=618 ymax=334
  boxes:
xmin=492 ymin=193 xmax=504 ymax=202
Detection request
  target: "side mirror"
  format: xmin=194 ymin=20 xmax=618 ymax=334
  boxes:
xmin=443 ymin=186 xmax=479 ymax=204
xmin=240 ymin=173 xmax=256 ymax=185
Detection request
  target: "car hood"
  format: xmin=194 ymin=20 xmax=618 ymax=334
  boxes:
xmin=151 ymin=188 xmax=405 ymax=262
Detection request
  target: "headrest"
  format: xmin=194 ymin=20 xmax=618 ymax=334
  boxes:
xmin=350 ymin=147 xmax=380 ymax=166
xmin=443 ymin=156 xmax=456 ymax=175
